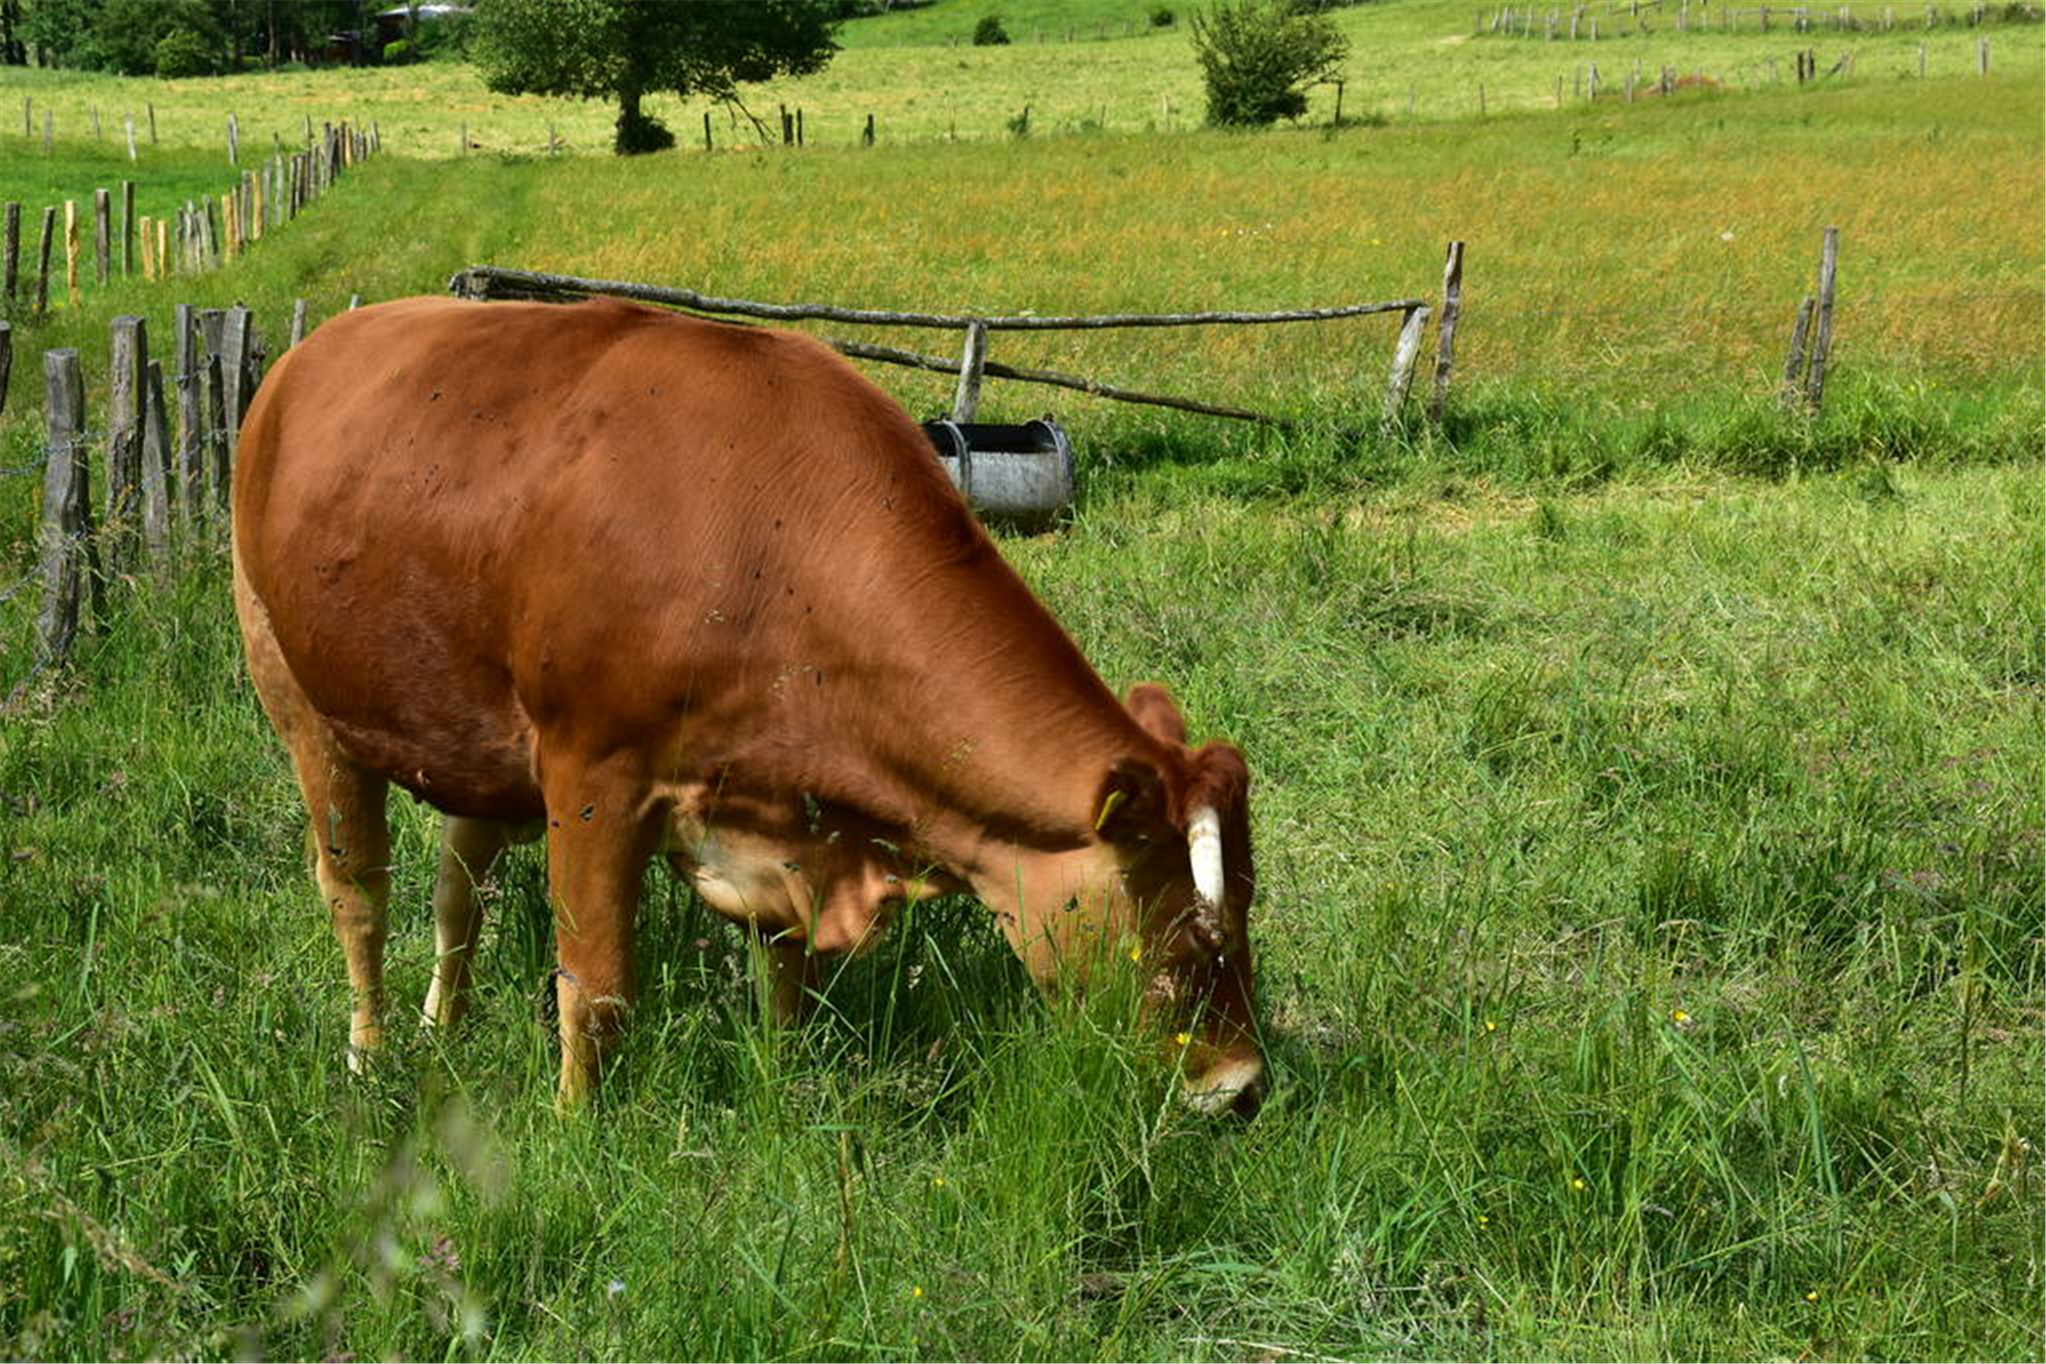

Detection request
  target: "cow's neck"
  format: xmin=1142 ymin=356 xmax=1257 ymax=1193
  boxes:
xmin=733 ymin=531 xmax=1149 ymax=875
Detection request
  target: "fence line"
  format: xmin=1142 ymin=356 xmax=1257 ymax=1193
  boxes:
xmin=449 ymin=263 xmax=1445 ymax=429
xmin=0 ymin=117 xmax=381 ymax=320
xmin=0 ymin=294 xmax=314 ymax=708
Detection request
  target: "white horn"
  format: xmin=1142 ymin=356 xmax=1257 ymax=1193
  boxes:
xmin=1187 ymin=806 xmax=1225 ymax=909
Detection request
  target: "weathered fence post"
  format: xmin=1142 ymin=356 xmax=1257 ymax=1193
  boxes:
xmin=172 ymin=305 xmax=203 ymax=531
xmin=34 ymin=205 xmax=55 ymax=313
xmin=64 ymin=199 xmax=79 ymax=305
xmin=227 ymin=112 xmax=239 ymax=164
xmin=1779 ymin=295 xmax=1815 ymax=410
xmin=951 ymin=321 xmax=991 ymax=422
xmin=142 ymin=360 xmax=171 ymax=561
xmin=106 ymin=315 xmax=148 ymax=571
xmin=93 ymin=187 xmax=111 ymax=286
xmin=124 ymin=113 xmax=135 ymax=161
xmin=0 ymin=321 xmax=10 ymax=417
xmin=1428 ymin=241 xmax=1465 ymax=422
xmin=291 ymin=298 xmax=308 ymax=348
xmin=197 ymin=309 xmax=229 ymax=516
xmin=2 ymin=202 xmax=18 ymax=307
xmin=37 ymin=349 xmax=92 ymax=668
xmin=1382 ymin=303 xmax=1432 ymax=430
xmin=121 ymin=180 xmax=135 ymax=277
xmin=1803 ymin=226 xmax=1839 ymax=412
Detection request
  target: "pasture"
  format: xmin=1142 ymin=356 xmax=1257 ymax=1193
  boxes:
xmin=0 ymin=9 xmax=2040 ymax=1361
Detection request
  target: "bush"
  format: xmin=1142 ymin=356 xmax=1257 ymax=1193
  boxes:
xmin=152 ymin=26 xmax=219 ymax=78
xmin=973 ymin=13 xmax=1011 ymax=44
xmin=615 ymin=106 xmax=676 ymax=155
xmin=1189 ymin=0 xmax=1349 ymax=126
xmin=382 ymin=37 xmax=414 ymax=64
xmin=1151 ymin=4 xmax=1177 ymax=24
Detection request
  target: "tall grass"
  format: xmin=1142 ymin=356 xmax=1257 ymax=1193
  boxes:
xmin=1 ymin=457 xmax=2037 ymax=1359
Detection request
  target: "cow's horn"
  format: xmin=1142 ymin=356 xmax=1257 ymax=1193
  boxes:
xmin=1188 ymin=806 xmax=1225 ymax=911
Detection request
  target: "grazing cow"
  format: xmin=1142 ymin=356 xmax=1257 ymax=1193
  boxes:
xmin=232 ymin=296 xmax=1264 ymax=1114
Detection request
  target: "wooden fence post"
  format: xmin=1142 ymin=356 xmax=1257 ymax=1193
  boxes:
xmin=1382 ymin=303 xmax=1432 ymax=430
xmin=106 ymin=315 xmax=148 ymax=572
xmin=291 ymin=298 xmax=308 ymax=347
xmin=950 ymin=321 xmax=991 ymax=422
xmin=2 ymin=202 xmax=17 ymax=308
xmin=64 ymin=199 xmax=79 ymax=305
xmin=142 ymin=359 xmax=172 ymax=560
xmin=173 ymin=305 xmax=204 ymax=531
xmin=220 ymin=306 xmax=251 ymax=489
xmin=93 ymin=187 xmax=111 ymax=286
xmin=227 ymin=112 xmax=239 ymax=164
xmin=34 ymin=205 xmax=55 ymax=314
xmin=37 ymin=349 xmax=91 ymax=668
xmin=1428 ymin=240 xmax=1465 ymax=422
xmin=121 ymin=180 xmax=135 ymax=277
xmin=1803 ymin=226 xmax=1839 ymax=412
xmin=1779 ymin=295 xmax=1814 ymax=410
xmin=125 ymin=113 xmax=135 ymax=161
xmin=147 ymin=101 xmax=156 ymax=144
xmin=196 ymin=312 xmax=228 ymax=515
xmin=0 ymin=321 xmax=10 ymax=418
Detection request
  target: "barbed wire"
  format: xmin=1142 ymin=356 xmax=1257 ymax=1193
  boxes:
xmin=0 ymin=560 xmax=46 ymax=608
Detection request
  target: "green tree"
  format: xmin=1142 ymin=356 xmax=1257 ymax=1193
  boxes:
xmin=1188 ymin=0 xmax=1347 ymax=127
xmin=471 ymin=0 xmax=840 ymax=155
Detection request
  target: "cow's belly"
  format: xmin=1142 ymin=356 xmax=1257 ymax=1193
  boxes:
xmin=273 ymin=595 xmax=544 ymax=820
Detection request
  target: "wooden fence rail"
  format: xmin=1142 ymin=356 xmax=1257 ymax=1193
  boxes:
xmin=449 ymin=262 xmax=1456 ymax=430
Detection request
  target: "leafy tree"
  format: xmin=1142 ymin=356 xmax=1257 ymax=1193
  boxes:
xmin=1188 ymin=0 xmax=1348 ymax=127
xmin=471 ymin=0 xmax=840 ymax=155
xmin=972 ymin=13 xmax=1008 ymax=44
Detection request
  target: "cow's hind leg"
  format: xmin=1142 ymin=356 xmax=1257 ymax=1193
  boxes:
xmin=542 ymin=755 xmax=661 ymax=1111
xmin=421 ymin=816 xmax=523 ymax=1029
xmin=237 ymin=554 xmax=391 ymax=1070
xmin=308 ymin=764 xmax=393 ymax=1069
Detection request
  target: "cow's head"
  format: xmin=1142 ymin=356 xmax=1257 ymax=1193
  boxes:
xmin=969 ymin=683 xmax=1264 ymax=1116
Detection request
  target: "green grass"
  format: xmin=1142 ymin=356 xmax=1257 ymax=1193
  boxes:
xmin=1 ymin=461 xmax=2037 ymax=1360
xmin=0 ymin=37 xmax=2040 ymax=1364
xmin=0 ymin=0 xmax=2033 ymax=158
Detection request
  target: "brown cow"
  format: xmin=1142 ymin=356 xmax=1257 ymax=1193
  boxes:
xmin=232 ymin=296 xmax=1264 ymax=1114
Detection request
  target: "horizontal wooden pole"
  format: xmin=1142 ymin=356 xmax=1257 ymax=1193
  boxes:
xmin=449 ymin=265 xmax=1422 ymax=333
xmin=825 ymin=335 xmax=1287 ymax=425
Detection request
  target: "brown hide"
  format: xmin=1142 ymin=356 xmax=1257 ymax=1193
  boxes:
xmin=233 ymin=296 xmax=1262 ymax=1109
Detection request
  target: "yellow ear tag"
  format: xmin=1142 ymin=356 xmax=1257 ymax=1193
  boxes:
xmin=1094 ymin=788 xmax=1128 ymax=832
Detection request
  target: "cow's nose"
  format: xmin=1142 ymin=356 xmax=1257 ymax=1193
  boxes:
xmin=1184 ymin=1052 xmax=1266 ymax=1118
xmin=1226 ymin=1066 xmax=1269 ymax=1118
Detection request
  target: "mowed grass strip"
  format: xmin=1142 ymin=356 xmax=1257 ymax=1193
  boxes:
xmin=0 ymin=459 xmax=2036 ymax=1361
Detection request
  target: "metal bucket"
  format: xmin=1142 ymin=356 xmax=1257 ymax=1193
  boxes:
xmin=920 ymin=418 xmax=1074 ymax=533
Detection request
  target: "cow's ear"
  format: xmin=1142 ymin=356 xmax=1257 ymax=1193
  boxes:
xmin=1125 ymin=683 xmax=1188 ymax=746
xmin=1094 ymin=756 xmax=1168 ymax=844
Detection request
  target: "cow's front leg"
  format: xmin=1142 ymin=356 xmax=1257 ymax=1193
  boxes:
xmin=543 ymin=759 xmax=660 ymax=1111
xmin=422 ymin=816 xmax=525 ymax=1029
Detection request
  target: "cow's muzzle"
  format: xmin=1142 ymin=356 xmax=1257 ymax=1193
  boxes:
xmin=1184 ymin=1051 xmax=1267 ymax=1118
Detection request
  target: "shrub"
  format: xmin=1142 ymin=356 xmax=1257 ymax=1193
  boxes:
xmin=382 ymin=37 xmax=414 ymax=64
xmin=615 ymin=106 xmax=676 ymax=154
xmin=152 ymin=26 xmax=218 ymax=78
xmin=973 ymin=13 xmax=1011 ymax=44
xmin=1189 ymin=0 xmax=1349 ymax=126
xmin=1151 ymin=4 xmax=1178 ymax=24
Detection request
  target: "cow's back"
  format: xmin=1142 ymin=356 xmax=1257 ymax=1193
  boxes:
xmin=235 ymin=296 xmax=990 ymax=820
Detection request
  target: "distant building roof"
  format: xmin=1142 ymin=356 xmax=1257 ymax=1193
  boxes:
xmin=374 ymin=4 xmax=473 ymax=19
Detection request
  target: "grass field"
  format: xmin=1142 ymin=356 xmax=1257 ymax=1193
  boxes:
xmin=0 ymin=0 xmax=2032 ymax=156
xmin=0 ymin=20 xmax=2040 ymax=1364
